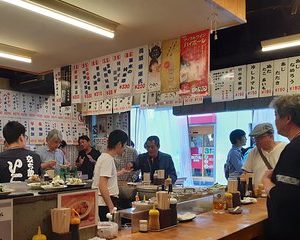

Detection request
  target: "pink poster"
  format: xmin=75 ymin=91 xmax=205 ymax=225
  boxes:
xmin=179 ymin=29 xmax=210 ymax=96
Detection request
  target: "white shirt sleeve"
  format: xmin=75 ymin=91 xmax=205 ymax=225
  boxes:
xmin=242 ymin=148 xmax=255 ymax=172
xmin=99 ymin=155 xmax=113 ymax=177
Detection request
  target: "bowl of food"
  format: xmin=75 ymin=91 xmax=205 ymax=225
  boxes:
xmin=70 ymin=200 xmax=92 ymax=219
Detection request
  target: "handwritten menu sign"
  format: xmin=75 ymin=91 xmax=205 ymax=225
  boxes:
xmin=53 ymin=68 xmax=62 ymax=106
xmin=80 ymin=61 xmax=93 ymax=103
xmin=71 ymin=63 xmax=82 ymax=104
xmin=273 ymin=58 xmax=288 ymax=96
xmin=133 ymin=46 xmax=148 ymax=94
xmin=117 ymin=50 xmax=134 ymax=96
xmin=211 ymin=68 xmax=234 ymax=102
xmin=60 ymin=65 xmax=72 ymax=107
xmin=90 ymin=57 xmax=104 ymax=101
xmin=183 ymin=95 xmax=203 ymax=105
xmin=111 ymin=53 xmax=122 ymax=97
xmin=246 ymin=63 xmax=260 ymax=98
xmin=100 ymin=55 xmax=114 ymax=98
xmin=259 ymin=61 xmax=273 ymax=97
xmin=288 ymin=56 xmax=300 ymax=94
xmin=233 ymin=65 xmax=247 ymax=100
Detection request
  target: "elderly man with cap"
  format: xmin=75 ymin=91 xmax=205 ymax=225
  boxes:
xmin=242 ymin=123 xmax=286 ymax=187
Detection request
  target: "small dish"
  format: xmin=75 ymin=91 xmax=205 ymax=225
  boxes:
xmin=0 ymin=189 xmax=13 ymax=195
xmin=27 ymin=182 xmax=43 ymax=190
xmin=228 ymin=207 xmax=243 ymax=214
xmin=177 ymin=212 xmax=196 ymax=222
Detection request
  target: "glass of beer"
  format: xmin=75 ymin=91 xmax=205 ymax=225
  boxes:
xmin=213 ymin=192 xmax=226 ymax=214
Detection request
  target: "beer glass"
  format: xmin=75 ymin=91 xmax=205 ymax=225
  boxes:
xmin=213 ymin=192 xmax=225 ymax=214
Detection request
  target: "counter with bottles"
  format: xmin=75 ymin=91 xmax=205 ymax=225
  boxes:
xmin=117 ymin=198 xmax=267 ymax=240
xmin=0 ymin=181 xmax=97 ymax=240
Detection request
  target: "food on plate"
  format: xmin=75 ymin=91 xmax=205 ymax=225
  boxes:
xmin=67 ymin=178 xmax=83 ymax=185
xmin=28 ymin=175 xmax=41 ymax=182
xmin=71 ymin=200 xmax=91 ymax=218
xmin=51 ymin=176 xmax=65 ymax=187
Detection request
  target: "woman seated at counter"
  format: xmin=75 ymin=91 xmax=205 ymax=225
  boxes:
xmin=0 ymin=121 xmax=41 ymax=183
xmin=127 ymin=136 xmax=177 ymax=184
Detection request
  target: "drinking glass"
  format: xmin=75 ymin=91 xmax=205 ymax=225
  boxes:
xmin=213 ymin=192 xmax=225 ymax=214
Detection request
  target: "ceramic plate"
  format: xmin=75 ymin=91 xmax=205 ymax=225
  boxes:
xmin=177 ymin=213 xmax=196 ymax=222
xmin=0 ymin=189 xmax=13 ymax=195
xmin=41 ymin=185 xmax=67 ymax=190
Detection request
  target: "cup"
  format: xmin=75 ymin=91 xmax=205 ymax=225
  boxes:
xmin=213 ymin=192 xmax=225 ymax=214
xmin=143 ymin=172 xmax=151 ymax=183
xmin=46 ymin=169 xmax=55 ymax=179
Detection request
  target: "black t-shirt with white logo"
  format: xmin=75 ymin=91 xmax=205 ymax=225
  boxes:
xmin=0 ymin=148 xmax=42 ymax=183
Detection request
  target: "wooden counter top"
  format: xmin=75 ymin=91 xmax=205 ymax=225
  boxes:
xmin=118 ymin=198 xmax=267 ymax=240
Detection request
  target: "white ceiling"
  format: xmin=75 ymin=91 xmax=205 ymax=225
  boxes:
xmin=0 ymin=0 xmax=245 ymax=73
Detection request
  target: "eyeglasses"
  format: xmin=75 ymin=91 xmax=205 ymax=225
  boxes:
xmin=23 ymin=134 xmax=29 ymax=141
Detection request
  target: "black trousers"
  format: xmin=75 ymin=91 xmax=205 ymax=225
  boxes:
xmin=98 ymin=196 xmax=119 ymax=221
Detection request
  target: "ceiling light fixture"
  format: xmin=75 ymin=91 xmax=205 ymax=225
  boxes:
xmin=0 ymin=43 xmax=34 ymax=63
xmin=1 ymin=0 xmax=119 ymax=38
xmin=261 ymin=33 xmax=300 ymax=52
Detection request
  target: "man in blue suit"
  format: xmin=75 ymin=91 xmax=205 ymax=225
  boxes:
xmin=129 ymin=136 xmax=177 ymax=184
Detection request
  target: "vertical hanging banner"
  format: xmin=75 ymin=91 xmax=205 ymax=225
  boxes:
xmin=233 ymin=65 xmax=247 ymax=100
xmin=140 ymin=92 xmax=148 ymax=109
xmin=148 ymin=42 xmax=162 ymax=92
xmin=117 ymin=49 xmax=134 ymax=96
xmin=80 ymin=61 xmax=93 ymax=103
xmin=111 ymin=52 xmax=122 ymax=97
xmin=161 ymin=38 xmax=180 ymax=93
xmin=288 ymin=56 xmax=300 ymax=94
xmin=273 ymin=58 xmax=288 ymax=96
xmin=61 ymin=65 xmax=72 ymax=106
xmin=53 ymin=68 xmax=62 ymax=106
xmin=133 ymin=46 xmax=148 ymax=94
xmin=179 ymin=29 xmax=210 ymax=96
xmin=90 ymin=57 xmax=104 ymax=101
xmin=100 ymin=55 xmax=114 ymax=98
xmin=71 ymin=63 xmax=82 ymax=104
xmin=259 ymin=61 xmax=273 ymax=97
xmin=2 ymin=90 xmax=13 ymax=117
xmin=211 ymin=68 xmax=234 ymax=102
xmin=246 ymin=63 xmax=260 ymax=98
xmin=11 ymin=91 xmax=20 ymax=117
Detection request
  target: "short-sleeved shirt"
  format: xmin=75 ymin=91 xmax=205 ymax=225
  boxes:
xmin=92 ymin=153 xmax=118 ymax=206
xmin=226 ymin=145 xmax=243 ymax=177
xmin=77 ymin=148 xmax=101 ymax=179
xmin=35 ymin=146 xmax=65 ymax=174
xmin=242 ymin=142 xmax=286 ymax=186
xmin=114 ymin=146 xmax=139 ymax=182
xmin=0 ymin=148 xmax=41 ymax=183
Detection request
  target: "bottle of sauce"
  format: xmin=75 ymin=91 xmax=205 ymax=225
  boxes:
xmin=135 ymin=192 xmax=140 ymax=202
xmin=148 ymin=205 xmax=160 ymax=231
xmin=70 ymin=209 xmax=80 ymax=240
xmin=246 ymin=177 xmax=255 ymax=197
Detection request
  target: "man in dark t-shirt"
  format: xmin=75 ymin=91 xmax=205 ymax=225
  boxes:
xmin=76 ymin=135 xmax=101 ymax=179
xmin=0 ymin=121 xmax=41 ymax=183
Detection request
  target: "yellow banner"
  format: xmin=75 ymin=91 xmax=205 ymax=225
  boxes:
xmin=161 ymin=38 xmax=180 ymax=93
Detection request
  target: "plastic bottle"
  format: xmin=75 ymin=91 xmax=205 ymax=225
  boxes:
xmin=135 ymin=192 xmax=140 ymax=202
xmin=70 ymin=209 xmax=80 ymax=240
xmin=148 ymin=205 xmax=160 ymax=231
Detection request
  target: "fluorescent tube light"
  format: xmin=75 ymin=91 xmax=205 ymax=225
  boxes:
xmin=0 ymin=43 xmax=34 ymax=63
xmin=261 ymin=33 xmax=300 ymax=52
xmin=1 ymin=0 xmax=118 ymax=38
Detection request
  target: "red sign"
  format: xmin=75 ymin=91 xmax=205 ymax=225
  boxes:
xmin=179 ymin=29 xmax=210 ymax=96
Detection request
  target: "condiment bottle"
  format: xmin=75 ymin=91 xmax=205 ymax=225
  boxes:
xmin=135 ymin=192 xmax=140 ymax=202
xmin=139 ymin=220 xmax=148 ymax=232
xmin=32 ymin=226 xmax=47 ymax=240
xmin=246 ymin=177 xmax=255 ymax=197
xmin=238 ymin=177 xmax=246 ymax=200
xmin=70 ymin=209 xmax=80 ymax=240
xmin=148 ymin=205 xmax=160 ymax=231
xmin=225 ymin=192 xmax=233 ymax=209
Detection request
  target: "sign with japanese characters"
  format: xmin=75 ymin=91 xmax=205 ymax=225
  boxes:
xmin=259 ymin=61 xmax=273 ymax=97
xmin=211 ymin=68 xmax=234 ymax=102
xmin=179 ymin=29 xmax=210 ymax=96
xmin=246 ymin=63 xmax=260 ymax=98
xmin=233 ymin=65 xmax=247 ymax=100
xmin=288 ymin=56 xmax=300 ymax=94
xmin=148 ymin=42 xmax=162 ymax=92
xmin=273 ymin=58 xmax=288 ymax=96
xmin=133 ymin=46 xmax=148 ymax=94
